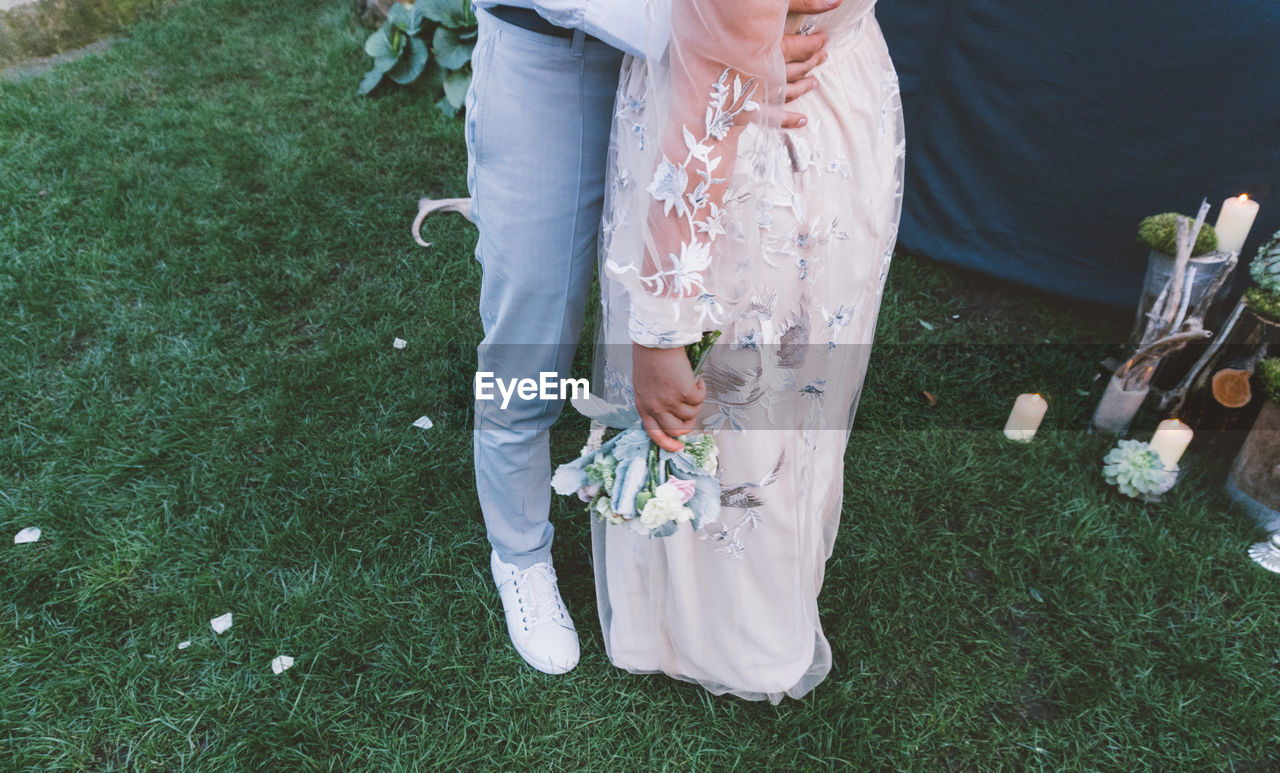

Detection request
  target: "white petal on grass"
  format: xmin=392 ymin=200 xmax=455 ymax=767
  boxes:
xmin=392 ymin=338 xmax=407 ymax=349
xmin=178 ymin=640 xmax=191 ymax=650
xmin=209 ymin=612 xmax=233 ymax=634
xmin=14 ymin=527 xmax=41 ymax=544
xmin=271 ymin=655 xmax=295 ymax=674
xmin=412 ymin=415 xmax=434 ymax=430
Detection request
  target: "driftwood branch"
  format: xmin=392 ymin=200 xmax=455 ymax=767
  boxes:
xmin=411 ymin=197 xmax=474 ymax=248
xmin=1103 ymin=199 xmax=1247 ymax=424
xmin=1171 ymin=265 xmax=1197 ymax=331
xmin=1141 ymin=201 xmax=1209 ymax=349
xmin=1176 ymin=252 xmax=1238 ymax=332
xmin=1157 ymin=296 xmax=1248 ymax=413
xmin=1123 ymin=198 xmax=1248 ymax=409
xmin=1116 ymin=329 xmax=1214 ymax=390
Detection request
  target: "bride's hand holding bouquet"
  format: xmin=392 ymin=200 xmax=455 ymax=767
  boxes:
xmin=551 ymin=331 xmax=721 ymax=538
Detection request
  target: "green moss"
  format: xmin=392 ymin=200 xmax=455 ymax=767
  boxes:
xmin=1260 ymin=358 xmax=1280 ymax=405
xmin=1246 ymin=286 xmax=1280 ymax=326
xmin=1137 ymin=213 xmax=1218 ymax=257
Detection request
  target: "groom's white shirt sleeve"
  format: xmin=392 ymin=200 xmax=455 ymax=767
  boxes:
xmin=472 ymin=0 xmax=658 ymax=58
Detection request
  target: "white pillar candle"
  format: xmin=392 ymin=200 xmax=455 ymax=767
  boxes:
xmin=1149 ymin=418 xmax=1193 ymax=469
xmin=1004 ymin=393 xmax=1048 ymax=442
xmin=1214 ymin=194 xmax=1259 ymax=254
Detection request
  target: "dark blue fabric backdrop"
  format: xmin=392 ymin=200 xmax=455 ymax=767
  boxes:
xmin=876 ymin=0 xmax=1280 ymax=308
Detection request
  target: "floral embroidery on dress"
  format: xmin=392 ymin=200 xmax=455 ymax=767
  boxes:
xmin=588 ymin=0 xmax=908 ymax=704
xmin=822 ymin=303 xmax=855 ymax=335
xmin=701 ymin=451 xmax=785 ymax=559
xmin=598 ymin=15 xmax=907 ymax=560
xmin=606 ymin=69 xmax=761 ymax=340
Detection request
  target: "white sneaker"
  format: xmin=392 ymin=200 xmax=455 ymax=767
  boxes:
xmin=490 ymin=550 xmax=580 ymax=674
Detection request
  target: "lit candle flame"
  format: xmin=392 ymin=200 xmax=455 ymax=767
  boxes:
xmin=1239 ymin=194 xmax=1250 ymax=202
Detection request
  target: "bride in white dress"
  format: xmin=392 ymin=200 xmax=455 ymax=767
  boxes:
xmin=591 ymin=0 xmax=904 ymax=703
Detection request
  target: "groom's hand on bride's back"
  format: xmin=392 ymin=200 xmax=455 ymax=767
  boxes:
xmin=782 ymin=0 xmax=842 ymax=129
xmin=632 ymin=344 xmax=706 ymax=453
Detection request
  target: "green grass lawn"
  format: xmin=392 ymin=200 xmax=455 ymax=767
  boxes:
xmin=1 ymin=0 xmax=1277 ymax=769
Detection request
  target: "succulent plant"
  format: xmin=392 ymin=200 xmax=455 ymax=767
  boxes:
xmin=1137 ymin=213 xmax=1218 ymax=257
xmin=1248 ymin=230 xmax=1280 ymax=295
xmin=1102 ymin=439 xmax=1178 ymax=499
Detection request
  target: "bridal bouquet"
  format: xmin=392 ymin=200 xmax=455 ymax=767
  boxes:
xmin=551 ymin=332 xmax=721 ymax=537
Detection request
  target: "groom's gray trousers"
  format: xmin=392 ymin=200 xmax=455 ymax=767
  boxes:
xmin=466 ymin=9 xmax=624 ymax=569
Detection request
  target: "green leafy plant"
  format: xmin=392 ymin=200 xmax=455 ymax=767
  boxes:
xmin=360 ymin=3 xmax=428 ymax=93
xmin=1137 ymin=212 xmax=1218 ymax=257
xmin=1259 ymin=357 xmax=1280 ymax=404
xmin=359 ymin=0 xmax=477 ymax=115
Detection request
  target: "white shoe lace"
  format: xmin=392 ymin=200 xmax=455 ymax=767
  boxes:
xmin=514 ymin=564 xmax=568 ymax=628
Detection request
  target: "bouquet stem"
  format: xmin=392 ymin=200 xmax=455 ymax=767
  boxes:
xmin=686 ymin=330 xmax=721 ymax=375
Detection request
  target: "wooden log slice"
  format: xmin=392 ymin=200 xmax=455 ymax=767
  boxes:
xmin=1212 ymin=368 xmax=1253 ymax=408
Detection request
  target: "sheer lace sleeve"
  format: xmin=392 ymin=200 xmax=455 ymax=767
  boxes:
xmin=602 ymin=0 xmax=789 ymax=348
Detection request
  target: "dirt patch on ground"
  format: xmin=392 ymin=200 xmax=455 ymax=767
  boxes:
xmin=0 ymin=0 xmax=157 ymax=69
xmin=0 ymin=34 xmax=116 ymax=78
